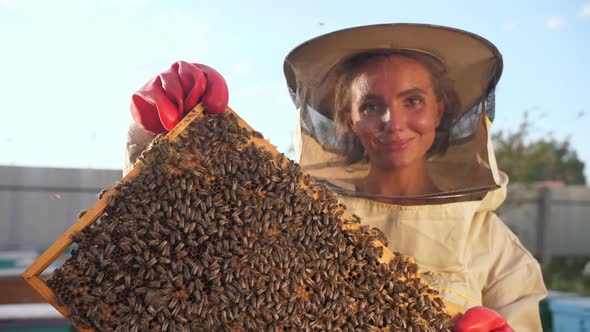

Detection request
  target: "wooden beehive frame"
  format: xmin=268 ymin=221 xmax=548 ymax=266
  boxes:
xmin=22 ymin=104 xmax=462 ymax=331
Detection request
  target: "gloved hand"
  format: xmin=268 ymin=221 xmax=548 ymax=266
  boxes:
xmin=454 ymin=307 xmax=515 ymax=332
xmin=130 ymin=61 xmax=229 ymax=134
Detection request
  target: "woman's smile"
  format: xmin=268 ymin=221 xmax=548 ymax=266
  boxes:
xmin=376 ymin=136 xmax=415 ymax=151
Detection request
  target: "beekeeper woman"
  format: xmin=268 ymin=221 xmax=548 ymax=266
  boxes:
xmin=125 ymin=24 xmax=547 ymax=331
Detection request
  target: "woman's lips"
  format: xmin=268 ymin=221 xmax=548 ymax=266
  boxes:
xmin=377 ymin=137 xmax=414 ymax=151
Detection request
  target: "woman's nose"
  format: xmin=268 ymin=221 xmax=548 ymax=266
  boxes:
xmin=382 ymin=106 xmax=407 ymax=132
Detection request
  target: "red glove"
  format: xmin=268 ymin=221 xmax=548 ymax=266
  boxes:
xmin=130 ymin=61 xmax=229 ymax=134
xmin=454 ymin=307 xmax=515 ymax=332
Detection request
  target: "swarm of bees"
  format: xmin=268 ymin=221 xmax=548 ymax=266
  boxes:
xmin=47 ymin=112 xmax=453 ymax=331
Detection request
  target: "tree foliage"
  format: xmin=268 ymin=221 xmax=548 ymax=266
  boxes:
xmin=492 ymin=113 xmax=586 ymax=185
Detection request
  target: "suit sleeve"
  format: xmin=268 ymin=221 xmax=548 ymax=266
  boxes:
xmin=124 ymin=123 xmax=156 ymax=176
xmin=482 ymin=213 xmax=548 ymax=332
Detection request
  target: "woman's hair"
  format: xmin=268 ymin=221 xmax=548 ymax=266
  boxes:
xmin=332 ymin=50 xmax=460 ymax=163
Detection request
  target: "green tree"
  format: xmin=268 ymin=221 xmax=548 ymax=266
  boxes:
xmin=492 ymin=113 xmax=586 ymax=185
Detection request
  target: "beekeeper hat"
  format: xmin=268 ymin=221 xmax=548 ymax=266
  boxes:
xmin=283 ymin=23 xmax=505 ymax=200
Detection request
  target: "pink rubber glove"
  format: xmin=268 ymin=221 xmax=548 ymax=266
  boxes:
xmin=454 ymin=307 xmax=515 ymax=332
xmin=130 ymin=61 xmax=229 ymax=134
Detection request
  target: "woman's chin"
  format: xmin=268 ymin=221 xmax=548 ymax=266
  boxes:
xmin=373 ymin=156 xmax=418 ymax=170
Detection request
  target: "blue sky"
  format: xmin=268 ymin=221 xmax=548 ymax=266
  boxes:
xmin=1 ymin=0 xmax=589 ymax=181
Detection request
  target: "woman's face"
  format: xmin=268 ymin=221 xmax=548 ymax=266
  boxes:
xmin=349 ymin=56 xmax=444 ymax=170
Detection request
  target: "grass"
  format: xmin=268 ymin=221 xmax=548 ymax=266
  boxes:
xmin=542 ymin=256 xmax=590 ymax=296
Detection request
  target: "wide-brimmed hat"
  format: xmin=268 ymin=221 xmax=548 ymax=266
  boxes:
xmin=283 ymin=23 xmax=503 ymax=121
xmin=282 ymin=24 xmax=506 ymax=199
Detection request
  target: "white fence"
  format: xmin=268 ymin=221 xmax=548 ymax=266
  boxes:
xmin=1 ymin=166 xmax=588 ymax=264
xmin=498 ymin=184 xmax=590 ymax=264
xmin=0 ymin=166 xmax=121 ymax=251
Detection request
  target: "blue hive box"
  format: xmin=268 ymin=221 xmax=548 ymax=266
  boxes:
xmin=549 ymin=296 xmax=590 ymax=332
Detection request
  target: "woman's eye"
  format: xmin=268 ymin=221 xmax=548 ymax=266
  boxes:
xmin=360 ymin=103 xmax=380 ymax=113
xmin=406 ymin=97 xmax=424 ymax=107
